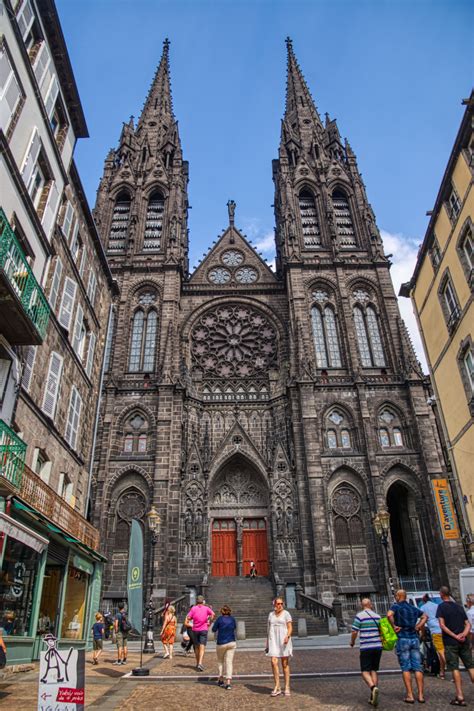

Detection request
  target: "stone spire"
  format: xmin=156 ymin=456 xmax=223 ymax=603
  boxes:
xmin=137 ymin=38 xmax=174 ymax=130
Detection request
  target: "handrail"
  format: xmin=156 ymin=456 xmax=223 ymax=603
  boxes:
xmin=154 ymin=595 xmax=187 ymax=627
xmin=298 ymin=592 xmax=336 ymax=620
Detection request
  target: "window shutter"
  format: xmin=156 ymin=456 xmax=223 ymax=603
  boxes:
xmin=72 ymin=303 xmax=84 ymax=353
xmin=65 ymin=386 xmax=82 ymax=450
xmin=0 ymin=48 xmax=22 ymax=133
xmin=33 ymin=41 xmax=51 ymax=92
xmin=85 ymin=332 xmax=96 ymax=377
xmin=21 ymin=128 xmax=41 ymax=190
xmin=16 ymin=0 xmax=35 ymax=41
xmin=42 ymin=352 xmax=63 ymax=418
xmin=87 ymin=272 xmax=97 ymax=305
xmin=58 ymin=277 xmax=77 ymax=330
xmin=78 ymin=249 xmax=86 ymax=277
xmin=49 ymin=257 xmax=63 ymax=309
xmin=44 ymin=75 xmax=59 ymax=119
xmin=62 ymin=201 xmax=75 ymax=240
xmin=41 ymin=181 xmax=61 ymax=238
xmin=22 ymin=346 xmax=36 ymax=392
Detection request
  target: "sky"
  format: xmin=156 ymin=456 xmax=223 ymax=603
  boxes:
xmin=56 ymin=0 xmax=473 ymax=368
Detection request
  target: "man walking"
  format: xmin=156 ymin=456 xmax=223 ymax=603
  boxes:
xmin=350 ymin=598 xmax=382 ymax=707
xmin=388 ymin=589 xmax=427 ymax=703
xmin=184 ymin=595 xmax=215 ymax=672
xmin=113 ymin=603 xmax=130 ymax=666
xmin=420 ymin=593 xmax=446 ymax=678
xmin=436 ymin=586 xmax=474 ymax=707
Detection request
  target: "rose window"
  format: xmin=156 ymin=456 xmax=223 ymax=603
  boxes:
xmin=209 ymin=267 xmax=231 ymax=284
xmin=191 ymin=304 xmax=277 ymax=377
xmin=222 ymin=250 xmax=244 ymax=267
xmin=235 ymin=267 xmax=259 ymax=283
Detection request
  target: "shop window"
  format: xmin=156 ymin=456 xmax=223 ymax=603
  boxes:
xmin=0 ymin=537 xmax=39 ymax=636
xmin=37 ymin=565 xmax=63 ymax=636
xmin=60 ymin=566 xmax=88 ymax=640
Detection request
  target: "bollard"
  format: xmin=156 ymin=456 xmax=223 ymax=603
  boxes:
xmin=236 ymin=620 xmax=246 ymax=640
xmin=328 ymin=617 xmax=339 ymax=636
xmin=297 ymin=618 xmax=307 ymax=638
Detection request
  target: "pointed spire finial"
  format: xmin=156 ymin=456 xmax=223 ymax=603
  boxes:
xmin=285 ymin=36 xmax=293 ymax=52
xmin=227 ymin=199 xmax=236 ymax=227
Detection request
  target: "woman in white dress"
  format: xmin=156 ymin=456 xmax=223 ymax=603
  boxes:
xmin=266 ymin=597 xmax=293 ymax=697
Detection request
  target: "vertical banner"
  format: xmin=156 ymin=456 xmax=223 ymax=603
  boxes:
xmin=432 ymin=478 xmax=460 ymax=540
xmin=127 ymin=519 xmax=144 ymax=633
xmin=38 ymin=637 xmax=84 ymax=710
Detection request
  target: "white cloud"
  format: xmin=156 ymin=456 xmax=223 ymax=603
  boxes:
xmin=380 ymin=229 xmax=427 ymax=372
xmin=254 ymin=231 xmax=276 ymax=255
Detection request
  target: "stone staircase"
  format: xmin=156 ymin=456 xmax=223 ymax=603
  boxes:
xmin=204 ymin=576 xmax=329 ymax=638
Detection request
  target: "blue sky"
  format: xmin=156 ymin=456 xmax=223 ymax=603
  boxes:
xmin=56 ymin=0 xmax=473 ymax=364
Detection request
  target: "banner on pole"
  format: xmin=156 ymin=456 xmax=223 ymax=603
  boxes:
xmin=432 ymin=478 xmax=460 ymax=540
xmin=127 ymin=518 xmax=144 ymax=633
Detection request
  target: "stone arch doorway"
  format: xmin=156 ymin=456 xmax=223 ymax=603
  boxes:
xmin=209 ymin=455 xmax=270 ymax=577
xmin=387 ymin=481 xmax=428 ymax=587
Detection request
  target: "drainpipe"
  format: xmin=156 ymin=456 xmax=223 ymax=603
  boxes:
xmin=85 ymin=304 xmax=114 ymax=520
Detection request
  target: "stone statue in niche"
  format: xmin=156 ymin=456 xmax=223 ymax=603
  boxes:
xmin=184 ymin=509 xmax=193 ymax=539
xmin=276 ymin=508 xmax=284 ymax=537
xmin=285 ymin=508 xmax=294 ymax=536
xmin=194 ymin=509 xmax=203 ymax=539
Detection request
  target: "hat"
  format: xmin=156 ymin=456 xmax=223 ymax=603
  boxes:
xmin=196 ymin=595 xmax=205 ymax=604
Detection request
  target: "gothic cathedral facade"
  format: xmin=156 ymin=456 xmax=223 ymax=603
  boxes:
xmin=92 ymin=39 xmax=465 ymax=609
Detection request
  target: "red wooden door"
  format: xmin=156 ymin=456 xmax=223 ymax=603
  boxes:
xmin=242 ymin=519 xmax=269 ymax=576
xmin=212 ymin=520 xmax=237 ymax=576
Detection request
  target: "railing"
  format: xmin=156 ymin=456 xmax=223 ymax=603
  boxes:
xmin=447 ymin=306 xmax=461 ymax=333
xmin=154 ymin=595 xmax=187 ymax=627
xmin=0 ymin=208 xmax=51 ymax=340
xmin=0 ymin=420 xmax=26 ymax=488
xmin=298 ymin=592 xmax=336 ymax=621
xmin=399 ymin=574 xmax=433 ymax=592
xmin=18 ymin=462 xmax=100 ymax=551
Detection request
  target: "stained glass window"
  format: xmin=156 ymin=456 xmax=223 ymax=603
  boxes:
xmin=354 ymin=306 xmax=372 ymax=367
xmin=138 ymin=434 xmax=147 ymax=452
xmin=366 ymin=306 xmax=385 ymax=366
xmin=341 ymin=429 xmax=351 ymax=449
xmin=393 ymin=428 xmax=403 ymax=446
xmin=379 ymin=428 xmax=390 ymax=447
xmin=123 ymin=434 xmax=133 ymax=452
xmin=325 ymin=306 xmax=342 ymax=367
xmin=327 ymin=429 xmax=337 ymax=448
xmin=143 ymin=310 xmax=157 ymax=371
xmin=311 ymin=307 xmax=328 ymax=368
xmin=129 ymin=310 xmax=144 ymax=371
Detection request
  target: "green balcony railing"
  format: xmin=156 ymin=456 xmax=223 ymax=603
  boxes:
xmin=0 ymin=208 xmax=51 ymax=340
xmin=0 ymin=420 xmax=26 ymax=489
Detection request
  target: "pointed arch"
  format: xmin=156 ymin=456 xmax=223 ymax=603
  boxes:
xmin=129 ymin=309 xmax=144 ymax=371
xmin=299 ymin=188 xmax=321 ymax=248
xmin=109 ymin=189 xmax=131 ymax=252
xmin=143 ymin=190 xmax=164 ymax=251
xmin=332 ymin=188 xmax=356 ymax=247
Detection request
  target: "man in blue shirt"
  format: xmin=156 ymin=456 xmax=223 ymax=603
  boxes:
xmin=388 ymin=589 xmax=428 ymax=704
xmin=420 ymin=594 xmax=445 ymax=678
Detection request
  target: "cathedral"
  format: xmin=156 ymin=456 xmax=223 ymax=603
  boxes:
xmin=91 ymin=38 xmax=465 ymax=612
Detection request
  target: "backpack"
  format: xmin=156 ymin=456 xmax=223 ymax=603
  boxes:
xmin=120 ymin=613 xmax=132 ymax=633
xmin=379 ymin=617 xmax=398 ymax=651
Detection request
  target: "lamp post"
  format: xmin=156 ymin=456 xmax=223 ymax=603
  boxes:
xmin=373 ymin=509 xmax=395 ymax=597
xmin=143 ymin=505 xmax=161 ymax=654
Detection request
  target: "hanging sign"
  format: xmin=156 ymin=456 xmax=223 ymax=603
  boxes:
xmin=37 ymin=635 xmax=85 ymax=711
xmin=432 ymin=478 xmax=460 ymax=540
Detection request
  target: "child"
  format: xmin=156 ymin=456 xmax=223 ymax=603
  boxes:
xmin=92 ymin=612 xmax=104 ymax=665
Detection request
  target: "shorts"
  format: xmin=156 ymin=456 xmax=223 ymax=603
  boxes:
xmin=93 ymin=639 xmax=103 ymax=651
xmin=194 ymin=631 xmax=208 ymax=646
xmin=431 ymin=633 xmax=444 ymax=653
xmin=396 ymin=637 xmax=423 ymax=673
xmin=116 ymin=631 xmax=129 ymax=648
xmin=445 ymin=641 xmax=474 ymax=672
xmin=360 ymin=648 xmax=382 ymax=672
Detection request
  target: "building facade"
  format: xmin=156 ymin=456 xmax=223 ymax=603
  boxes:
xmin=0 ymin=0 xmax=115 ymax=663
xmin=401 ymin=92 xmax=473 ymax=559
xmin=93 ymin=38 xmax=467 ymax=613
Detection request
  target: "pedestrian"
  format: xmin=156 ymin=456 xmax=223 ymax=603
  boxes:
xmin=184 ymin=595 xmax=215 ymax=672
xmin=250 ymin=561 xmax=257 ymax=579
xmin=436 ymin=585 xmax=474 ymax=707
xmin=466 ymin=595 xmax=474 ymax=648
xmin=387 ymin=589 xmax=428 ymax=704
xmin=0 ymin=627 xmax=6 ymax=669
xmin=91 ymin=612 xmax=104 ymax=666
xmin=266 ymin=597 xmax=292 ymax=697
xmin=180 ymin=620 xmax=194 ymax=655
xmin=212 ymin=604 xmax=237 ymax=690
xmin=103 ymin=610 xmax=113 ymax=640
xmin=160 ymin=604 xmax=177 ymax=659
xmin=420 ymin=593 xmax=445 ymax=678
xmin=113 ymin=603 xmax=131 ymax=666
xmin=350 ymin=598 xmax=382 ymax=707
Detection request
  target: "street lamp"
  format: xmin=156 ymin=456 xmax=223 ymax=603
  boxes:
xmin=373 ymin=509 xmax=395 ymax=597
xmin=143 ymin=506 xmax=161 ymax=654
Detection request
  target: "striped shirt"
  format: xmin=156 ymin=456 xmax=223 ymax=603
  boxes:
xmin=352 ymin=609 xmax=382 ymax=650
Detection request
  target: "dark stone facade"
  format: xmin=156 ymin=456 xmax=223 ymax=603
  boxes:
xmin=91 ymin=39 xmax=465 ymax=607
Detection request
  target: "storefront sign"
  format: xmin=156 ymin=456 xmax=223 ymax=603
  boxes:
xmin=38 ymin=635 xmax=85 ymax=711
xmin=72 ymin=555 xmax=93 ymax=576
xmin=432 ymin=478 xmax=460 ymax=540
xmin=127 ymin=519 xmax=143 ymax=633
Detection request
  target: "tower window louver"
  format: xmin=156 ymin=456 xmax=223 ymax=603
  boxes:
xmin=332 ymin=190 xmax=356 ymax=247
xmin=108 ymin=192 xmax=130 ymax=252
xmin=299 ymin=190 xmax=321 ymax=248
xmin=143 ymin=192 xmax=164 ymax=251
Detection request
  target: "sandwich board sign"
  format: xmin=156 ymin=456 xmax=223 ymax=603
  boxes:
xmin=38 ymin=634 xmax=85 ymax=711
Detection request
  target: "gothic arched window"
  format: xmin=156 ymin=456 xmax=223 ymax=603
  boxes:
xmin=114 ymin=489 xmax=146 ymax=550
xmin=378 ymin=407 xmax=404 ymax=448
xmin=143 ymin=191 xmax=164 ymax=251
xmin=324 ymin=408 xmax=354 ymax=450
xmin=332 ymin=189 xmax=356 ymax=247
xmin=352 ymin=289 xmax=386 ymax=367
xmin=310 ymin=289 xmax=342 ymax=368
xmin=123 ymin=412 xmax=149 ymax=453
xmin=299 ymin=190 xmax=321 ymax=248
xmin=109 ymin=191 xmax=130 ymax=252
xmin=128 ymin=289 xmax=159 ymax=372
xmin=332 ymin=484 xmax=368 ymax=579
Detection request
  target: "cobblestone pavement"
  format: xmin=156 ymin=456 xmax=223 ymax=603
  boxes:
xmin=1 ymin=647 xmax=472 ymax=710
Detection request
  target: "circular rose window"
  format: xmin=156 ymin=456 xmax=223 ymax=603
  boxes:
xmin=222 ymin=250 xmax=244 ymax=267
xmin=235 ymin=267 xmax=259 ymax=283
xmin=208 ymin=267 xmax=231 ymax=284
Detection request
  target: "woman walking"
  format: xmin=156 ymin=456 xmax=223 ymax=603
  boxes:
xmin=266 ymin=597 xmax=293 ymax=697
xmin=212 ymin=605 xmax=237 ymax=690
xmin=160 ymin=605 xmax=177 ymax=659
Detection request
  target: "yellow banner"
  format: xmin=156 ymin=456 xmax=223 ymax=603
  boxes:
xmin=432 ymin=478 xmax=460 ymax=540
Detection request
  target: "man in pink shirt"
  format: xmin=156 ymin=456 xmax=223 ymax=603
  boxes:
xmin=184 ymin=595 xmax=215 ymax=671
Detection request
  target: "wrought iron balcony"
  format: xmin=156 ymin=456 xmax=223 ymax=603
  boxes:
xmin=18 ymin=462 xmax=100 ymax=551
xmin=0 ymin=420 xmax=26 ymax=494
xmin=0 ymin=208 xmax=51 ymax=344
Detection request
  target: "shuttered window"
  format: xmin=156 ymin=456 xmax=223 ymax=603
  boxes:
xmin=42 ymin=352 xmax=63 ymax=418
xmin=22 ymin=346 xmax=36 ymax=392
xmin=87 ymin=272 xmax=97 ymax=305
xmin=85 ymin=332 xmax=96 ymax=378
xmin=78 ymin=248 xmax=86 ymax=277
xmin=65 ymin=386 xmax=82 ymax=450
xmin=33 ymin=41 xmax=52 ymax=95
xmin=21 ymin=128 xmax=42 ymax=194
xmin=16 ymin=0 xmax=35 ymax=42
xmin=61 ymin=201 xmax=75 ymax=240
xmin=41 ymin=181 xmax=61 ymax=238
xmin=0 ymin=44 xmax=23 ymax=133
xmin=72 ymin=303 xmax=84 ymax=355
xmin=49 ymin=257 xmax=62 ymax=310
xmin=58 ymin=277 xmax=77 ymax=330
xmin=44 ymin=75 xmax=59 ymax=120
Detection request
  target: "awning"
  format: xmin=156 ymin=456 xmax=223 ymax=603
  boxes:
xmin=0 ymin=511 xmax=49 ymax=553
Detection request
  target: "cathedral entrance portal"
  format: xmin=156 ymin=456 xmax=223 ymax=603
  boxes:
xmin=210 ymin=456 xmax=270 ymax=577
